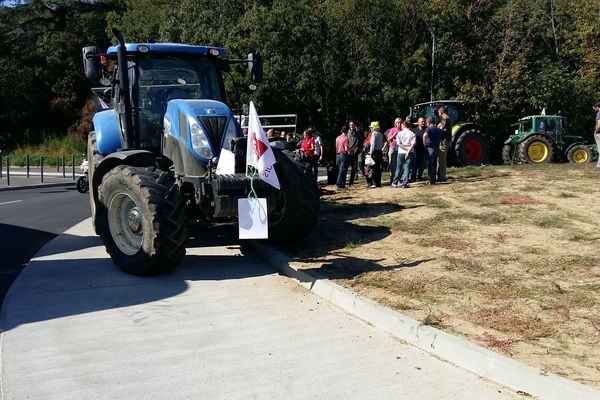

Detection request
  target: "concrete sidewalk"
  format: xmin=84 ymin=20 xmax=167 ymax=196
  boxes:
xmin=1 ymin=219 xmax=518 ymax=399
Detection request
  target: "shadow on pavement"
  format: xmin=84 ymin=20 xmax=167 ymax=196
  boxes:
xmin=1 ymin=223 xmax=274 ymax=332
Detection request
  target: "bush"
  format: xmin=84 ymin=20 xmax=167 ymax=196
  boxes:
xmin=4 ymin=135 xmax=86 ymax=167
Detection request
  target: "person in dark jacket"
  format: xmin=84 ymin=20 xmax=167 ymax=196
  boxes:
xmin=410 ymin=117 xmax=427 ymax=181
xmin=368 ymin=121 xmax=385 ymax=188
xmin=347 ymin=120 xmax=364 ymax=185
xmin=423 ymin=117 xmax=443 ymax=185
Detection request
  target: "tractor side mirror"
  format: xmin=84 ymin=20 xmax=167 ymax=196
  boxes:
xmin=247 ymin=52 xmax=263 ymax=82
xmin=82 ymin=46 xmax=101 ymax=79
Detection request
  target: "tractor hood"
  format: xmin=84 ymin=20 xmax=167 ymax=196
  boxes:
xmin=163 ymin=99 xmax=241 ymax=162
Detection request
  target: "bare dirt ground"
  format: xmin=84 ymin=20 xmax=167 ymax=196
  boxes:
xmin=284 ymin=163 xmax=600 ymax=389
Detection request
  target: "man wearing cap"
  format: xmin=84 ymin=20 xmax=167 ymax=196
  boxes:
xmin=369 ymin=121 xmax=385 ymax=188
xmin=594 ymin=102 xmax=600 ymax=170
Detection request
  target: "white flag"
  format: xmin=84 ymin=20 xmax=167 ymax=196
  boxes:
xmin=246 ymin=101 xmax=280 ymax=190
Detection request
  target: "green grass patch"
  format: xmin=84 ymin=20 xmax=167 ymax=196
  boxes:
xmin=7 ymin=135 xmax=86 ymax=166
xmin=377 ymin=215 xmax=405 ymax=229
xmin=405 ymin=193 xmax=452 ymax=209
xmin=344 ymin=241 xmax=363 ymax=249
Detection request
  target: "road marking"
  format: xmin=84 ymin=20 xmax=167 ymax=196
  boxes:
xmin=0 ymin=200 xmax=22 ymax=206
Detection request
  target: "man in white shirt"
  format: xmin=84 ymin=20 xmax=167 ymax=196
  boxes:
xmin=391 ymin=120 xmax=416 ymax=188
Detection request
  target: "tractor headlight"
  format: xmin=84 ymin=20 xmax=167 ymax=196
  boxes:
xmin=189 ymin=116 xmax=213 ymax=159
xmin=222 ymin=119 xmax=239 ymax=151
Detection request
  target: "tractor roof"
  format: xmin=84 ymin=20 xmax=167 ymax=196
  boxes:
xmin=519 ymin=115 xmax=562 ymax=121
xmin=412 ymin=100 xmax=463 ymax=108
xmin=106 ymin=43 xmax=227 ymax=59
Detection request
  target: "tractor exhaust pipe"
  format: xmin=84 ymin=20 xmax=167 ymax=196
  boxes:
xmin=113 ymin=28 xmax=134 ymax=150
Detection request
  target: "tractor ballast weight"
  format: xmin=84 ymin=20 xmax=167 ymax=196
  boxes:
xmin=408 ymin=100 xmax=488 ymax=166
xmin=502 ymin=114 xmax=598 ymax=164
xmin=82 ymin=30 xmax=319 ymax=275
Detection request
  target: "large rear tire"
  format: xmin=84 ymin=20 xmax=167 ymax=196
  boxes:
xmin=98 ymin=165 xmax=187 ymax=275
xmin=502 ymin=144 xmax=516 ymax=165
xmin=267 ymin=150 xmax=320 ymax=245
xmin=567 ymin=145 xmax=592 ymax=164
xmin=453 ymin=129 xmax=488 ymax=166
xmin=518 ymin=134 xmax=553 ymax=164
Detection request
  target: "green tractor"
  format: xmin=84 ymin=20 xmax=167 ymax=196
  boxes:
xmin=408 ymin=100 xmax=488 ymax=166
xmin=502 ymin=114 xmax=598 ymax=164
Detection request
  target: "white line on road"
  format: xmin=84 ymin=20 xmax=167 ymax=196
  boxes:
xmin=0 ymin=200 xmax=22 ymax=206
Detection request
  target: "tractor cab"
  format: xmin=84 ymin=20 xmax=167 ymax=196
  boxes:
xmin=409 ymin=100 xmax=463 ymax=126
xmin=99 ymin=43 xmax=230 ymax=154
xmin=516 ymin=115 xmax=564 ymax=145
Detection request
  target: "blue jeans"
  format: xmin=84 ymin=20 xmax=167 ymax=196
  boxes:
xmin=392 ymin=152 xmax=414 ymax=187
xmin=336 ymin=153 xmax=348 ymax=187
xmin=426 ymin=147 xmax=439 ymax=183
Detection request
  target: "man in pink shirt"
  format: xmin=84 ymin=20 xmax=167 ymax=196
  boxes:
xmin=386 ymin=118 xmax=402 ymax=184
xmin=335 ymin=125 xmax=350 ymax=189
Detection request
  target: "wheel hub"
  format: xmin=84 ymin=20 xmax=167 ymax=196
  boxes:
xmin=572 ymin=149 xmax=588 ymax=163
xmin=528 ymin=142 xmax=548 ymax=163
xmin=107 ymin=192 xmax=143 ymax=256
xmin=464 ymin=139 xmax=483 ymax=163
xmin=127 ymin=208 xmax=143 ymax=234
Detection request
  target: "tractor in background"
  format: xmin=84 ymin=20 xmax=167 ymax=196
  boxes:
xmin=82 ymin=29 xmax=319 ymax=275
xmin=502 ymin=114 xmax=598 ymax=164
xmin=408 ymin=100 xmax=488 ymax=166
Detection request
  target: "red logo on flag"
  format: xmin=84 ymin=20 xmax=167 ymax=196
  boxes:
xmin=253 ymin=132 xmax=268 ymax=159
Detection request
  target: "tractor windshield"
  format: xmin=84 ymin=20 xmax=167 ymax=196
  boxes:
xmin=414 ymin=104 xmax=461 ymax=125
xmin=137 ymin=55 xmax=225 ymax=111
xmin=135 ymin=55 xmax=226 ymax=149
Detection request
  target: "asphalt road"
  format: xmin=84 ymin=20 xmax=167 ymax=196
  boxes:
xmin=0 ymin=185 xmax=89 ymax=306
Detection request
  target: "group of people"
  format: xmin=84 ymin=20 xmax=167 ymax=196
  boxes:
xmin=266 ymin=127 xmax=323 ymax=178
xmin=334 ymin=107 xmax=453 ymax=189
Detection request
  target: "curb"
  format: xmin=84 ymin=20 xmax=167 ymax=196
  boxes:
xmin=249 ymin=241 xmax=600 ymax=400
xmin=0 ymin=182 xmax=75 ymax=192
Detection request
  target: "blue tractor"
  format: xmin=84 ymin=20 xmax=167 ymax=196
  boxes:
xmin=82 ymin=29 xmax=319 ymax=275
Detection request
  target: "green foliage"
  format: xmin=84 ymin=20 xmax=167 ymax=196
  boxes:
xmin=0 ymin=0 xmax=121 ymax=151
xmin=7 ymin=134 xmax=86 ymax=166
xmin=0 ymin=0 xmax=599 ymax=154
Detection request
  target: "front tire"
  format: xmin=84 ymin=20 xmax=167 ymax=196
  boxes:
xmin=98 ymin=165 xmax=187 ymax=275
xmin=567 ymin=145 xmax=592 ymax=164
xmin=453 ymin=129 xmax=488 ymax=166
xmin=502 ymin=144 xmax=516 ymax=165
xmin=518 ymin=134 xmax=553 ymax=164
xmin=76 ymin=175 xmax=89 ymax=193
xmin=268 ymin=150 xmax=320 ymax=245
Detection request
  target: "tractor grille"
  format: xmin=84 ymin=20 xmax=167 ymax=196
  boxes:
xmin=199 ymin=116 xmax=227 ymax=150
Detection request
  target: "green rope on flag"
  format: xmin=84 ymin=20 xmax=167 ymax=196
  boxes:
xmin=247 ymin=166 xmax=259 ymax=213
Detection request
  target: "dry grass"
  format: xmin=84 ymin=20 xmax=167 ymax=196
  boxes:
xmin=290 ymin=163 xmax=600 ymax=389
